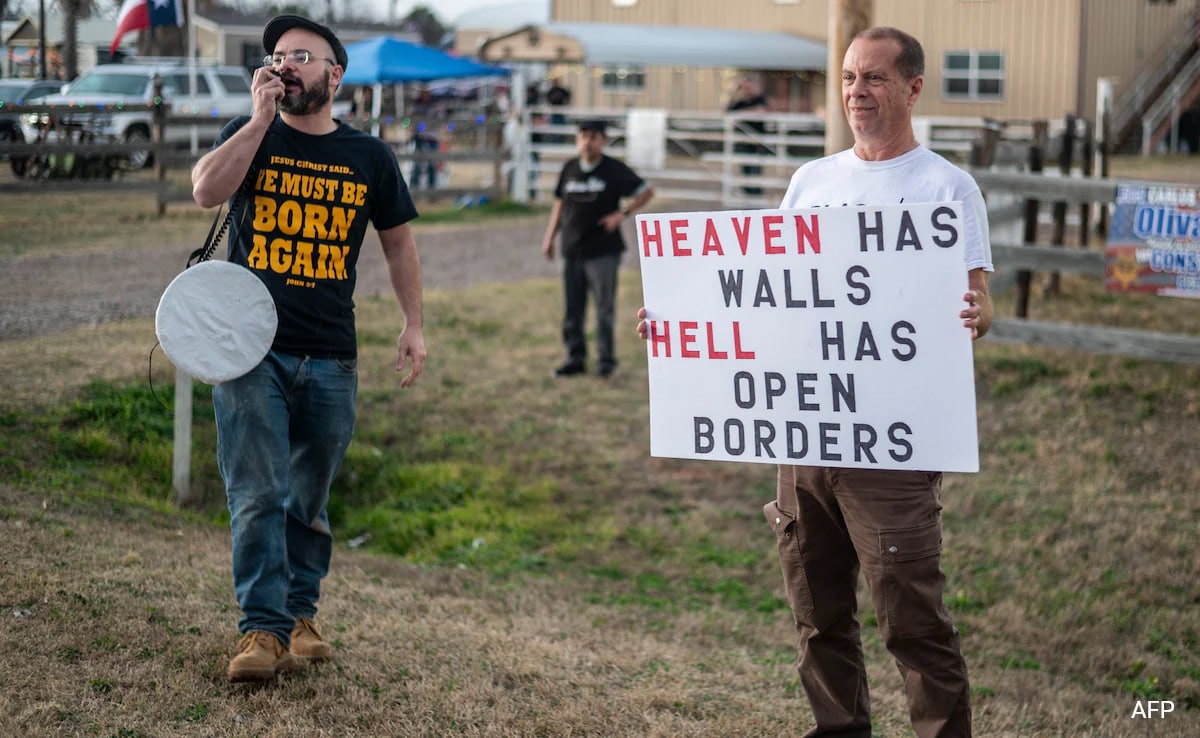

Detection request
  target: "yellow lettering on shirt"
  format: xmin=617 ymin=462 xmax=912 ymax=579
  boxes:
xmin=292 ymin=240 xmax=315 ymax=278
xmin=248 ymin=234 xmax=269 ymax=269
xmin=257 ymin=169 xmax=278 ymax=193
xmin=249 ymin=163 xmax=368 ymax=284
xmin=268 ymin=237 xmax=293 ymax=273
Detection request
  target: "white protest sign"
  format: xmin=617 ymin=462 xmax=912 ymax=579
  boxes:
xmin=636 ymin=204 xmax=979 ymax=472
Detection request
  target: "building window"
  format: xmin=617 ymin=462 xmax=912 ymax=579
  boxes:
xmin=600 ymin=66 xmax=645 ymax=93
xmin=241 ymin=43 xmax=263 ymax=72
xmin=943 ymin=50 xmax=1005 ymax=101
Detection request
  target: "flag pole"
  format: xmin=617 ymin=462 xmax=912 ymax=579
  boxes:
xmin=187 ymin=0 xmax=198 ymax=154
xmin=38 ymin=0 xmax=48 ymax=78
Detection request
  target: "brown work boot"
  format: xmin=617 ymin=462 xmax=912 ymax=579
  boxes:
xmin=290 ymin=617 xmax=334 ymax=661
xmin=228 ymin=631 xmax=292 ymax=683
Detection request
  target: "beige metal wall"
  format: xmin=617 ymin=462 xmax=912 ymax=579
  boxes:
xmin=1077 ymin=0 xmax=1200 ymax=121
xmin=553 ymin=0 xmax=1083 ymax=118
xmin=544 ymin=0 xmax=1195 ymax=124
xmin=541 ymin=67 xmax=821 ymax=114
xmin=550 ymin=0 xmax=828 ymax=36
xmin=576 ymin=66 xmax=737 ymax=111
xmin=546 ymin=0 xmax=828 ymax=113
xmin=873 ymin=0 xmax=1082 ymax=120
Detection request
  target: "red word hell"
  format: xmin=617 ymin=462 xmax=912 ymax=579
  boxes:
xmin=640 ymin=214 xmax=821 ymax=258
xmin=648 ymin=320 xmax=756 ymax=360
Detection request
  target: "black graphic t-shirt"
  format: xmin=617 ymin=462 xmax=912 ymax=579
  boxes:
xmin=215 ymin=116 xmax=418 ymax=359
xmin=554 ymin=155 xmax=644 ymax=260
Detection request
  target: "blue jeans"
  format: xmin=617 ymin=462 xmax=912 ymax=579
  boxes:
xmin=212 ymin=351 xmax=357 ymax=646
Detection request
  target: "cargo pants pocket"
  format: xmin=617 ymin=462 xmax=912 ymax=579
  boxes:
xmin=876 ymin=518 xmax=952 ymax=641
xmin=763 ymin=499 xmax=814 ymax=625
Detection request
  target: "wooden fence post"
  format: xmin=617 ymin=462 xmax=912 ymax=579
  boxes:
xmin=1016 ymin=120 xmax=1048 ymax=318
xmin=1097 ymin=103 xmax=1111 ymax=236
xmin=1045 ymin=114 xmax=1076 ymax=297
xmin=1078 ymin=118 xmax=1095 ymax=250
xmin=153 ymin=75 xmax=168 ymax=217
xmin=969 ymin=119 xmax=1001 ymax=168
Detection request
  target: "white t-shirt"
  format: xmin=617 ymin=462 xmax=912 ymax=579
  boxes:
xmin=780 ymin=146 xmax=994 ymax=272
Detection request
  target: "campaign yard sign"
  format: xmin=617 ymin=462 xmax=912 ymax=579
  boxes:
xmin=636 ymin=203 xmax=980 ymax=473
xmin=1105 ymin=184 xmax=1200 ymax=299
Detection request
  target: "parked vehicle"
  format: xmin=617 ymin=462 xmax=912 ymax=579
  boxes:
xmin=20 ymin=60 xmax=253 ymax=169
xmin=0 ymin=78 xmax=68 ymax=175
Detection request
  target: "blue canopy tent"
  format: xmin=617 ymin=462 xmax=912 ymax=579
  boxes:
xmin=342 ymin=36 xmax=509 ymax=85
xmin=342 ymin=36 xmax=509 ymax=136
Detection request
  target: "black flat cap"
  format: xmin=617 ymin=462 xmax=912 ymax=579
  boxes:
xmin=578 ymin=119 xmax=608 ymax=135
xmin=263 ymin=15 xmax=348 ymax=70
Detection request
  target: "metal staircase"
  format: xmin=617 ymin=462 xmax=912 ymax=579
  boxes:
xmin=1140 ymin=52 xmax=1200 ymax=153
xmin=1110 ymin=7 xmax=1200 ymax=153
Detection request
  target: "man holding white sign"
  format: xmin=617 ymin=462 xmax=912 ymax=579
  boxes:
xmin=637 ymin=27 xmax=992 ymax=737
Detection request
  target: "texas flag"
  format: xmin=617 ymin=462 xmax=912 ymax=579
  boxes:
xmin=110 ymin=0 xmax=185 ymax=54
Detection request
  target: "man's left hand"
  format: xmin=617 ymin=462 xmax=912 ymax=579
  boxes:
xmin=395 ymin=327 xmax=427 ymax=387
xmin=599 ymin=211 xmax=624 ymax=233
xmin=960 ymin=290 xmax=984 ymax=340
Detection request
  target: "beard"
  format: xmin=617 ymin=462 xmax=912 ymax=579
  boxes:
xmin=279 ymin=70 xmax=332 ymax=115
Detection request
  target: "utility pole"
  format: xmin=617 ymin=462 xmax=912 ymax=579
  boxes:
xmin=825 ymin=0 xmax=873 ymax=154
xmin=38 ymin=0 xmax=48 ymax=79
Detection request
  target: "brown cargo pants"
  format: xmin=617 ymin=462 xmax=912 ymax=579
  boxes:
xmin=764 ymin=465 xmax=972 ymax=738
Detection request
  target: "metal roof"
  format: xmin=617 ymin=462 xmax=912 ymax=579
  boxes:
xmin=454 ymin=1 xmax=550 ymax=30
xmin=546 ymin=22 xmax=826 ymax=70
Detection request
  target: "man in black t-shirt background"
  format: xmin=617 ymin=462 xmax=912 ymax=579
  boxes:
xmin=541 ymin=119 xmax=654 ymax=378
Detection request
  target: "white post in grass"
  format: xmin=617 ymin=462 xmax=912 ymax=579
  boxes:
xmin=173 ymin=370 xmax=194 ymax=506
xmin=174 ymin=0 xmax=198 ymax=507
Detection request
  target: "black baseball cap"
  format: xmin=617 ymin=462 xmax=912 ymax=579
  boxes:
xmin=578 ymin=119 xmax=608 ymax=135
xmin=263 ymin=15 xmax=348 ymax=70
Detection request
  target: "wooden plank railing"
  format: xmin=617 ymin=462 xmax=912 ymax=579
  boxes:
xmin=0 ymin=103 xmax=511 ymax=213
xmin=973 ymin=159 xmax=1200 ymax=364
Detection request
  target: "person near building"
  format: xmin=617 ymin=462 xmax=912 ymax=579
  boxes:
xmin=638 ymin=26 xmax=993 ymax=737
xmin=726 ymin=77 xmax=769 ymax=196
xmin=191 ymin=14 xmax=427 ymax=683
xmin=546 ymin=76 xmax=572 ymax=110
xmin=546 ymin=76 xmax=572 ymax=142
xmin=543 ymin=118 xmax=654 ymax=379
xmin=409 ymin=86 xmax=440 ymax=189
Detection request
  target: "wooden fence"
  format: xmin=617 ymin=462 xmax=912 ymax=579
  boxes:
xmin=0 ymin=102 xmax=509 ymax=211
xmin=520 ymin=105 xmax=1000 ymax=208
xmin=967 ymin=115 xmax=1200 ymax=364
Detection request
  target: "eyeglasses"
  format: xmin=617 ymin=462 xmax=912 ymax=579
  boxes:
xmin=263 ymin=50 xmax=336 ymax=67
